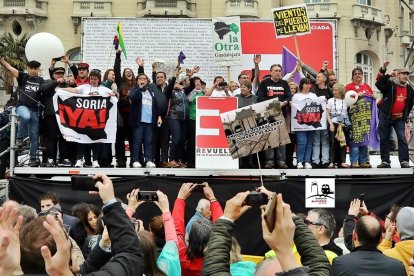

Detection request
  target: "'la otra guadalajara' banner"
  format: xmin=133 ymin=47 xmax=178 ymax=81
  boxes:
xmin=53 ymin=90 xmax=118 ymax=143
xmin=291 ymin=96 xmax=327 ymax=131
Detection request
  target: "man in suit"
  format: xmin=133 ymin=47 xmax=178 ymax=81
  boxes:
xmin=331 ymin=215 xmax=406 ymax=275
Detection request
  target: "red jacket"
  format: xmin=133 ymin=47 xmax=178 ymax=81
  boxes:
xmin=172 ymin=198 xmax=223 ymax=276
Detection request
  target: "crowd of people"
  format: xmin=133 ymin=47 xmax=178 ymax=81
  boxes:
xmin=0 ymin=174 xmax=413 ymax=275
xmin=0 ymin=51 xmax=413 ymax=173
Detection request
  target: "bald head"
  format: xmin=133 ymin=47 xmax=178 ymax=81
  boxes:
xmin=255 ymin=258 xmax=283 ymax=276
xmin=2 ymin=200 xmax=20 ymax=209
xmin=354 ymin=215 xmax=382 ymax=248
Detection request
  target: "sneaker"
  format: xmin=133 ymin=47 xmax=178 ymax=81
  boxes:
xmin=360 ymin=162 xmax=372 ymax=168
xmin=351 ymin=163 xmax=360 ymax=168
xmin=146 ymin=161 xmax=156 ymax=168
xmin=278 ymin=163 xmax=289 ymax=169
xmin=45 ymin=158 xmax=55 ymax=167
xmin=74 ymin=160 xmax=83 ymax=168
xmin=311 ymin=162 xmax=320 ymax=169
xmin=92 ymin=160 xmax=100 ymax=168
xmin=59 ymin=159 xmax=72 ymax=167
xmin=297 ymin=162 xmax=304 ymax=169
xmin=377 ymin=162 xmax=391 ymax=168
xmin=132 ymin=161 xmax=142 ymax=168
xmin=265 ymin=161 xmax=274 ymax=169
xmin=29 ymin=159 xmax=40 ymax=167
xmin=401 ymin=162 xmax=410 ymax=168
xmin=304 ymin=162 xmax=312 ymax=169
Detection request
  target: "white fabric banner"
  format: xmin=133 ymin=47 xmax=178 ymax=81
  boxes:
xmin=291 ymin=96 xmax=327 ymax=131
xmin=53 ymin=89 xmax=118 ymax=143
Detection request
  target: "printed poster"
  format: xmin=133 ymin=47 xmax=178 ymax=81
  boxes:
xmin=291 ymin=96 xmax=327 ymax=131
xmin=213 ymin=16 xmax=243 ymax=66
xmin=272 ymin=4 xmax=311 ymax=38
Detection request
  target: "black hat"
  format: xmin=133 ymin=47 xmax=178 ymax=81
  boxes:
xmin=52 ymin=67 xmax=65 ymax=74
xmin=78 ymin=62 xmax=90 ymax=70
xmin=26 ymin=60 xmax=41 ymax=68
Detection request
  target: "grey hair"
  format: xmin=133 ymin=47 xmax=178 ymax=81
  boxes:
xmin=196 ymin=198 xmax=210 ymax=212
xmin=187 ymin=218 xmax=213 ymax=259
xmin=309 ymin=209 xmax=336 ymax=238
xmin=18 ymin=205 xmax=38 ymax=225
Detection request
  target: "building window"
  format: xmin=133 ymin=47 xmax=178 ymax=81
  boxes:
xmin=355 ymin=52 xmax=373 ymax=88
xmin=155 ymin=0 xmax=177 ymax=8
xmin=357 ymin=0 xmax=371 ymax=6
xmin=4 ymin=0 xmax=25 ymax=6
xmin=36 ymin=1 xmax=41 ymax=8
xmin=304 ymin=0 xmax=330 ymax=3
xmin=80 ymin=2 xmax=90 ymax=9
xmin=67 ymin=47 xmax=81 ymax=64
xmin=94 ymin=3 xmax=104 ymax=9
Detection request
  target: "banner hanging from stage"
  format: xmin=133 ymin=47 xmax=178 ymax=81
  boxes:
xmin=220 ymin=99 xmax=290 ymax=159
xmin=53 ymin=90 xmax=118 ymax=143
xmin=291 ymin=96 xmax=327 ymax=131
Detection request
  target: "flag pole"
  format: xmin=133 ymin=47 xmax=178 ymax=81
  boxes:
xmin=106 ymin=46 xmax=114 ymax=69
xmin=293 ymin=34 xmax=301 ymax=59
xmin=227 ymin=65 xmax=231 ymax=84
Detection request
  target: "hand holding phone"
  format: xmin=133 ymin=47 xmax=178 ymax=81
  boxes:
xmin=136 ymin=191 xmax=158 ymax=201
xmin=264 ymin=195 xmax=277 ymax=232
xmin=71 ymin=175 xmax=98 ymax=191
xmin=244 ymin=191 xmax=268 ymax=206
xmin=193 ymin=183 xmax=206 ymax=192
xmin=359 ymin=193 xmax=365 ymax=207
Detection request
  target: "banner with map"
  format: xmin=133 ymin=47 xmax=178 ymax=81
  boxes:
xmin=291 ymin=96 xmax=327 ymax=131
xmin=213 ymin=16 xmax=243 ymax=66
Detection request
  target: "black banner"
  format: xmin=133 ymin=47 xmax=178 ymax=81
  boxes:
xmin=9 ymin=175 xmax=414 ymax=256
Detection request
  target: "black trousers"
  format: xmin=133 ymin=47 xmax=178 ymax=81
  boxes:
xmin=153 ymin=117 xmax=170 ymax=165
xmin=115 ymin=112 xmax=133 ymax=165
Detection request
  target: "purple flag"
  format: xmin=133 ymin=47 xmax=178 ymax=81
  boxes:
xmin=178 ymin=51 xmax=186 ymax=64
xmin=282 ymin=46 xmax=301 ymax=84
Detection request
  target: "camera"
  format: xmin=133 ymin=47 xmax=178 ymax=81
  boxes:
xmin=244 ymin=191 xmax=268 ymax=206
xmin=193 ymin=183 xmax=206 ymax=192
xmin=218 ymin=82 xmax=228 ymax=87
xmin=71 ymin=175 xmax=99 ymax=191
xmin=137 ymin=191 xmax=158 ymax=201
xmin=52 ymin=56 xmax=62 ymax=62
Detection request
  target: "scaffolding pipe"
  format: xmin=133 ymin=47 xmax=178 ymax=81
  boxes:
xmin=9 ymin=107 xmax=17 ymax=177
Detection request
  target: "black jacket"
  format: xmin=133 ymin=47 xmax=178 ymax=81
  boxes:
xmin=39 ymin=80 xmax=72 ymax=117
xmin=330 ymin=246 xmax=406 ymax=276
xmin=375 ymin=74 xmax=414 ymax=121
xmin=128 ymin=85 xmax=159 ymax=127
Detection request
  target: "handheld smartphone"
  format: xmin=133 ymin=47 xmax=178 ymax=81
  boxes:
xmin=245 ymin=191 xmax=268 ymax=206
xmin=71 ymin=175 xmax=98 ymax=191
xmin=218 ymin=81 xmax=228 ymax=87
xmin=193 ymin=183 xmax=206 ymax=192
xmin=263 ymin=195 xmax=277 ymax=232
xmin=52 ymin=56 xmax=62 ymax=62
xmin=137 ymin=191 xmax=158 ymax=201
xmin=359 ymin=193 xmax=365 ymax=207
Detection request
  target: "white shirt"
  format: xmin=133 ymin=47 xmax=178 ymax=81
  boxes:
xmin=77 ymin=84 xmax=112 ymax=96
xmin=327 ymin=97 xmax=348 ymax=124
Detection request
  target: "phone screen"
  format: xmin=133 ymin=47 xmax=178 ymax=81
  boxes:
xmin=137 ymin=191 xmax=158 ymax=201
xmin=71 ymin=175 xmax=98 ymax=191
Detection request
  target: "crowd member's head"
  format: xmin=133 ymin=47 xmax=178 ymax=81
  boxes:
xmin=269 ymin=64 xmax=282 ymax=81
xmin=397 ymin=68 xmax=411 ymax=85
xmin=71 ymin=202 xmax=89 ymax=220
xmin=103 ymin=69 xmax=115 ymax=82
xmin=229 ymin=81 xmax=239 ymax=92
xmin=238 ymin=73 xmax=249 ymax=85
xmin=89 ymin=69 xmax=102 ymax=87
xmin=20 ymin=217 xmax=58 ymax=274
xmin=396 ymin=207 xmax=414 ymax=241
xmin=155 ymin=71 xmax=166 ymax=87
xmin=181 ymin=75 xmax=190 ymax=87
xmin=26 ymin=60 xmax=41 ymax=77
xmin=384 ymin=204 xmax=401 ymax=230
xmin=353 ymin=215 xmax=382 ymax=248
xmin=149 ymin=215 xmax=166 ymax=249
xmin=240 ymin=80 xmax=253 ymax=97
xmin=38 ymin=204 xmax=63 ymax=223
xmin=39 ymin=192 xmax=59 ymax=211
xmin=196 ymin=198 xmax=212 ymax=220
xmin=254 ymin=258 xmax=283 ymax=276
xmin=188 ymin=216 xmax=213 ymax=260
xmin=193 ymin=76 xmax=202 ymax=90
xmin=122 ymin=67 xmax=135 ymax=84
xmin=77 ymin=62 xmax=90 ymax=79
xmin=316 ymin=72 xmax=328 ymax=87
xmin=2 ymin=199 xmax=20 ymax=209
xmin=138 ymin=230 xmax=167 ymax=276
xmin=332 ymin=83 xmax=345 ymax=99
xmin=306 ymin=209 xmax=336 ymax=244
xmin=86 ymin=204 xmax=101 ymax=235
xmin=18 ymin=204 xmax=38 ymax=225
xmin=52 ymin=67 xmax=65 ymax=81
xmin=230 ymin=237 xmax=243 ymax=264
xmin=288 ymin=81 xmax=298 ymax=94
xmin=328 ymin=73 xmax=338 ymax=88
xmin=136 ymin=73 xmax=150 ymax=88
xmin=299 ymin=77 xmax=312 ymax=92
xmin=351 ymin=67 xmax=364 ymax=84
xmin=213 ymin=76 xmax=225 ymax=89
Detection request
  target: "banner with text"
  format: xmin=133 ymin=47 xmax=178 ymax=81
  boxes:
xmin=213 ymin=16 xmax=243 ymax=66
xmin=196 ymin=97 xmax=238 ymax=168
xmin=272 ymin=4 xmax=311 ymax=38
xmin=53 ymin=90 xmax=118 ymax=144
xmin=291 ymin=96 xmax=327 ymax=131
xmin=220 ymin=99 xmax=290 ymax=159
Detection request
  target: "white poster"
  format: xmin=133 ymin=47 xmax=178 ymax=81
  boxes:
xmin=291 ymin=96 xmax=327 ymax=131
xmin=212 ymin=16 xmax=243 ymax=66
xmin=53 ymin=90 xmax=118 ymax=144
xmin=305 ymin=178 xmax=335 ymax=208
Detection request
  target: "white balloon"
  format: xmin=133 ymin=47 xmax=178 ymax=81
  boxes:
xmin=25 ymin=32 xmax=64 ymax=79
xmin=345 ymin=90 xmax=358 ymax=106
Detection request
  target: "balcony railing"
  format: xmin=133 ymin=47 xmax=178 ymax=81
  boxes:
xmin=137 ymin=0 xmax=196 ymax=17
xmin=4 ymin=0 xmax=25 ymax=6
xmin=155 ymin=0 xmax=177 ymax=8
xmin=72 ymin=1 xmax=113 ymax=17
xmin=225 ymin=0 xmax=259 ymax=18
xmin=352 ymin=4 xmax=383 ymax=24
xmin=306 ymin=3 xmax=339 ymax=18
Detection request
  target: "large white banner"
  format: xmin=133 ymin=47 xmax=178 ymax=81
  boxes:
xmin=291 ymin=96 xmax=327 ymax=131
xmin=213 ymin=16 xmax=242 ymax=66
xmin=53 ymin=90 xmax=118 ymax=143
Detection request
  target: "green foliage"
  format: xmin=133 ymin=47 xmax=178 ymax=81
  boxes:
xmin=0 ymin=32 xmax=29 ymax=70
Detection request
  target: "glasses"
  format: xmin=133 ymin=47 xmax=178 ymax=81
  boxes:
xmin=304 ymin=219 xmax=325 ymax=227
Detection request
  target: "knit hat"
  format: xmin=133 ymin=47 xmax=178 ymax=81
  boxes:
xmin=396 ymin=207 xmax=414 ymax=240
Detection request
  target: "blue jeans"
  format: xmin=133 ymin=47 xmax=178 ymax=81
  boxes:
xmin=131 ymin=123 xmax=153 ymax=163
xmin=16 ymin=106 xmax=39 ymax=160
xmin=349 ymin=146 xmax=368 ymax=164
xmin=296 ymin=131 xmax=314 ymax=163
xmin=312 ymin=129 xmax=329 ymax=164
xmin=378 ymin=112 xmax=409 ymax=164
xmin=169 ymin=119 xmax=188 ymax=161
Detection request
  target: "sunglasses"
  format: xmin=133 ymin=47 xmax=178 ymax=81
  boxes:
xmin=304 ymin=219 xmax=325 ymax=228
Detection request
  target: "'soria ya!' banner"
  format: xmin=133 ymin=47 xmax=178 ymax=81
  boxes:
xmin=53 ymin=90 xmax=118 ymax=143
xmin=291 ymin=96 xmax=327 ymax=131
xmin=220 ymin=99 xmax=290 ymax=159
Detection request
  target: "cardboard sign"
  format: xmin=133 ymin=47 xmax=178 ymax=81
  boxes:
xmin=213 ymin=16 xmax=243 ymax=66
xmin=196 ymin=97 xmax=238 ymax=169
xmin=272 ymin=4 xmax=311 ymax=38
xmin=220 ymin=99 xmax=290 ymax=159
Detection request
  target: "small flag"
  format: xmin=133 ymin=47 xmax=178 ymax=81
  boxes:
xmin=178 ymin=51 xmax=186 ymax=64
xmin=116 ymin=21 xmax=127 ymax=59
xmin=113 ymin=35 xmax=119 ymax=50
xmin=282 ymin=46 xmax=300 ymax=84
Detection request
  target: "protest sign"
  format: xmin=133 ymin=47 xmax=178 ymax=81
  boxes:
xmin=272 ymin=4 xmax=311 ymax=38
xmin=153 ymin=60 xmax=178 ymax=80
xmin=213 ymin=16 xmax=243 ymax=66
xmin=291 ymin=95 xmax=327 ymax=131
xmin=220 ymin=99 xmax=290 ymax=159
xmin=53 ymin=90 xmax=118 ymax=143
xmin=196 ymin=97 xmax=239 ymax=168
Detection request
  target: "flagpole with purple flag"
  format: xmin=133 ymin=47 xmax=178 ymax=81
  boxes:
xmin=282 ymin=46 xmax=301 ymax=84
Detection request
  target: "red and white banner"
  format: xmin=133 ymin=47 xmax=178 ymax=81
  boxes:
xmin=53 ymin=90 xmax=118 ymax=143
xmin=196 ymin=97 xmax=238 ymax=169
